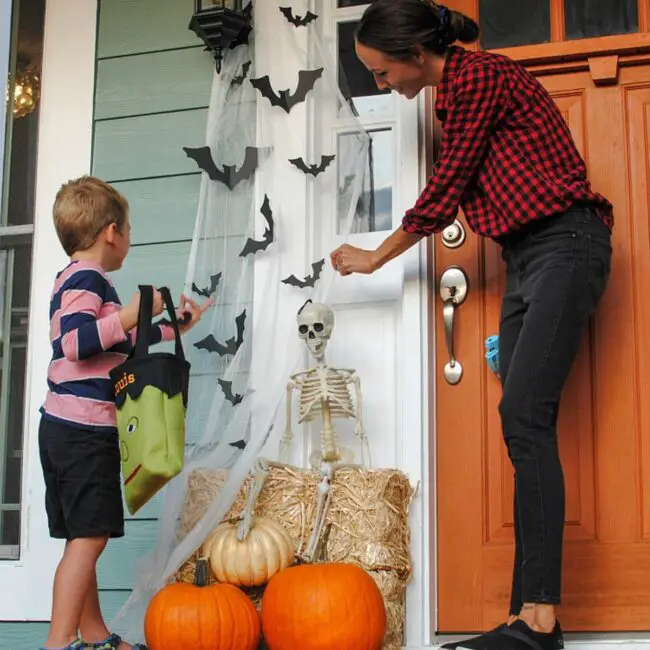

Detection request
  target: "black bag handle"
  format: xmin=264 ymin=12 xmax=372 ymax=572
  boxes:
xmin=133 ymin=285 xmax=185 ymax=361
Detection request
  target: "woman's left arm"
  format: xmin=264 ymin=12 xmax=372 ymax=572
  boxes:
xmin=332 ymin=62 xmax=508 ymax=276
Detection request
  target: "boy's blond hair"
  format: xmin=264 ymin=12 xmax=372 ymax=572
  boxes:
xmin=53 ymin=175 xmax=129 ymax=256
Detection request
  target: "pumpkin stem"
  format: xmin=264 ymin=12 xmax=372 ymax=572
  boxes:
xmin=195 ymin=558 xmax=210 ymax=587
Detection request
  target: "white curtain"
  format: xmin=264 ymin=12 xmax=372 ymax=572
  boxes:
xmin=112 ymin=0 xmax=373 ymax=642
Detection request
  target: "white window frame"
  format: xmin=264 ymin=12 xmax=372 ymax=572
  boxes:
xmin=0 ymin=0 xmax=97 ymax=620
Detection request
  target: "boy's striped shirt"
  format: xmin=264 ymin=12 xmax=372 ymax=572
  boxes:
xmin=41 ymin=260 xmax=174 ymax=431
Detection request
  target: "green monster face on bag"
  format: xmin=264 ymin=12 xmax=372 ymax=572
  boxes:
xmin=116 ymin=386 xmax=186 ymax=513
xmin=109 ymin=286 xmax=191 ymax=515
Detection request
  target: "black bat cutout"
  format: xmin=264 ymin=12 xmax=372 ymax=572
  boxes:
xmin=250 ymin=68 xmax=324 ymax=114
xmin=229 ymin=439 xmax=247 ymax=450
xmin=282 ymin=259 xmax=325 ymax=289
xmin=193 ymin=309 xmax=247 ymax=357
xmin=231 ymin=61 xmax=252 ymax=88
xmin=239 ymin=194 xmax=274 ymax=257
xmin=183 ymin=146 xmax=260 ymax=190
xmin=219 ymin=379 xmax=244 ymax=406
xmin=289 ymin=155 xmax=336 ymax=178
xmin=191 ymin=272 xmax=222 ymax=299
xmin=229 ymin=3 xmax=253 ymax=49
xmin=279 ymin=7 xmax=319 ymax=26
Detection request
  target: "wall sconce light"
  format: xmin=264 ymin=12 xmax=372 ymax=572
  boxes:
xmin=189 ymin=0 xmax=252 ymax=73
xmin=11 ymin=67 xmax=40 ymax=119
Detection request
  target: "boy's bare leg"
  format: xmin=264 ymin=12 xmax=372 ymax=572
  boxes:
xmin=79 ymin=571 xmax=111 ymax=643
xmin=44 ymin=536 xmax=108 ymax=649
xmin=79 ymin=564 xmax=135 ymax=650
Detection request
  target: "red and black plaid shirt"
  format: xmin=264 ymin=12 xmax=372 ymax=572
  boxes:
xmin=402 ymin=46 xmax=614 ymax=239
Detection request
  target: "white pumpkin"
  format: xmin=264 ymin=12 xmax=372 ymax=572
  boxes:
xmin=207 ymin=516 xmax=294 ymax=587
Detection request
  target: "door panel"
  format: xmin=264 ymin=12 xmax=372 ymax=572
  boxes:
xmin=435 ymin=60 xmax=650 ymax=632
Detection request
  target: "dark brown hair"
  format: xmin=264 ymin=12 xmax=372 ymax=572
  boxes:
xmin=53 ymin=175 xmax=129 ymax=256
xmin=355 ymin=0 xmax=479 ymax=60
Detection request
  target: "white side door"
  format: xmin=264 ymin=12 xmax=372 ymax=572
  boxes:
xmin=254 ymin=1 xmax=431 ymax=645
xmin=321 ymin=6 xmax=430 ymax=646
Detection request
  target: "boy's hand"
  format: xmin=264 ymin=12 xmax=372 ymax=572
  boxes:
xmin=119 ymin=288 xmax=164 ymax=332
xmin=176 ymin=293 xmax=214 ymax=334
xmin=119 ymin=291 xmax=140 ymax=332
xmin=152 ymin=288 xmax=164 ymax=317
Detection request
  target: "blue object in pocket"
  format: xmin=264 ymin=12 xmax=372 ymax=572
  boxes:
xmin=485 ymin=335 xmax=499 ymax=375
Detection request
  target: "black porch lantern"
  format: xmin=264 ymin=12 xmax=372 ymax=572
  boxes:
xmin=189 ymin=0 xmax=251 ymax=73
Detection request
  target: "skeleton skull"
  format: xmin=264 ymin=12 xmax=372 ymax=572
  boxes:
xmin=297 ymin=301 xmax=334 ymax=359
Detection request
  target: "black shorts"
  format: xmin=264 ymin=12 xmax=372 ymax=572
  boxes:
xmin=39 ymin=416 xmax=124 ymax=540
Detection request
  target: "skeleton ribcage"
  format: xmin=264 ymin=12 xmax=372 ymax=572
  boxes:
xmin=297 ymin=369 xmax=355 ymax=422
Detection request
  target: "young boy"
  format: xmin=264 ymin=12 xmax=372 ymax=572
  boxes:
xmin=39 ymin=176 xmax=208 ymax=650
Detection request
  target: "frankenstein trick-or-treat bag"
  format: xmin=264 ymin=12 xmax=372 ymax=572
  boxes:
xmin=109 ymin=285 xmax=190 ymax=515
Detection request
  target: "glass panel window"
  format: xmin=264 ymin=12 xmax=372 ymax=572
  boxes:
xmin=565 ymin=0 xmax=638 ymax=40
xmin=479 ymin=0 xmax=550 ymax=50
xmin=338 ymin=20 xmax=393 ymax=119
xmin=5 ymin=2 xmax=43 ymax=226
xmin=338 ymin=127 xmax=394 ymax=234
xmin=0 ymin=0 xmax=44 ymax=558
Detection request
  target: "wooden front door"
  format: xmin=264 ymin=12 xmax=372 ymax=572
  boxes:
xmin=435 ymin=0 xmax=650 ymax=634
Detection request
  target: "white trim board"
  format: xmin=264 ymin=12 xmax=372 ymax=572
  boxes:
xmin=0 ymin=0 xmax=96 ymax=619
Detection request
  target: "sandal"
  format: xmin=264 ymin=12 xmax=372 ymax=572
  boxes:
xmin=40 ymin=640 xmax=85 ymax=650
xmin=85 ymin=633 xmax=147 ymax=650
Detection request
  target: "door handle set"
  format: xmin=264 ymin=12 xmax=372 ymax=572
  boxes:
xmin=439 ymin=266 xmax=468 ymax=385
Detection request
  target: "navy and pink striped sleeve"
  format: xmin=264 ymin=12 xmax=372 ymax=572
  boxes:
xmin=128 ymin=323 xmax=176 ymax=347
xmin=59 ymin=270 xmax=127 ymax=361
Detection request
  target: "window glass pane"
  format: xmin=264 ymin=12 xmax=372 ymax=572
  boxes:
xmin=6 ymin=0 xmax=45 ymax=226
xmin=1 ymin=510 xmax=19 ymax=548
xmin=0 ymin=8 xmax=10 ymax=205
xmin=565 ymin=0 xmax=638 ymax=40
xmin=338 ymin=20 xmax=393 ymax=119
xmin=479 ymin=0 xmax=550 ymax=49
xmin=0 ymin=243 xmax=30 ymax=550
xmin=338 ymin=127 xmax=393 ymax=234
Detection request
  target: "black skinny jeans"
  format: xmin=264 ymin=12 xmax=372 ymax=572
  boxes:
xmin=497 ymin=205 xmax=612 ymax=613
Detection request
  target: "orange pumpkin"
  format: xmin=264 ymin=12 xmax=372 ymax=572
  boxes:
xmin=261 ymin=562 xmax=386 ymax=650
xmin=144 ymin=559 xmax=260 ymax=650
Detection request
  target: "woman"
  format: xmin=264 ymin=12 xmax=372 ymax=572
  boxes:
xmin=330 ymin=2 xmax=613 ymax=650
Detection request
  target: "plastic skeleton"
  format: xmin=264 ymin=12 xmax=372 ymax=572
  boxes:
xmin=239 ymin=301 xmax=370 ymax=561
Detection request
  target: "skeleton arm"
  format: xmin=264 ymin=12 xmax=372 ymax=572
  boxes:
xmin=278 ymin=378 xmax=298 ymax=463
xmin=350 ymin=373 xmax=371 ymax=467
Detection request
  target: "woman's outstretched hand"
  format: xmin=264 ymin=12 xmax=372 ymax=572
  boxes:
xmin=330 ymin=227 xmax=424 ymax=277
xmin=330 ymin=244 xmax=378 ymax=276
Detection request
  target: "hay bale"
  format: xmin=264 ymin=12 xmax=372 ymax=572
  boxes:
xmin=175 ymin=465 xmax=414 ymax=648
xmin=370 ymin=569 xmax=407 ymax=649
xmin=178 ymin=466 xmax=413 ymax=576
